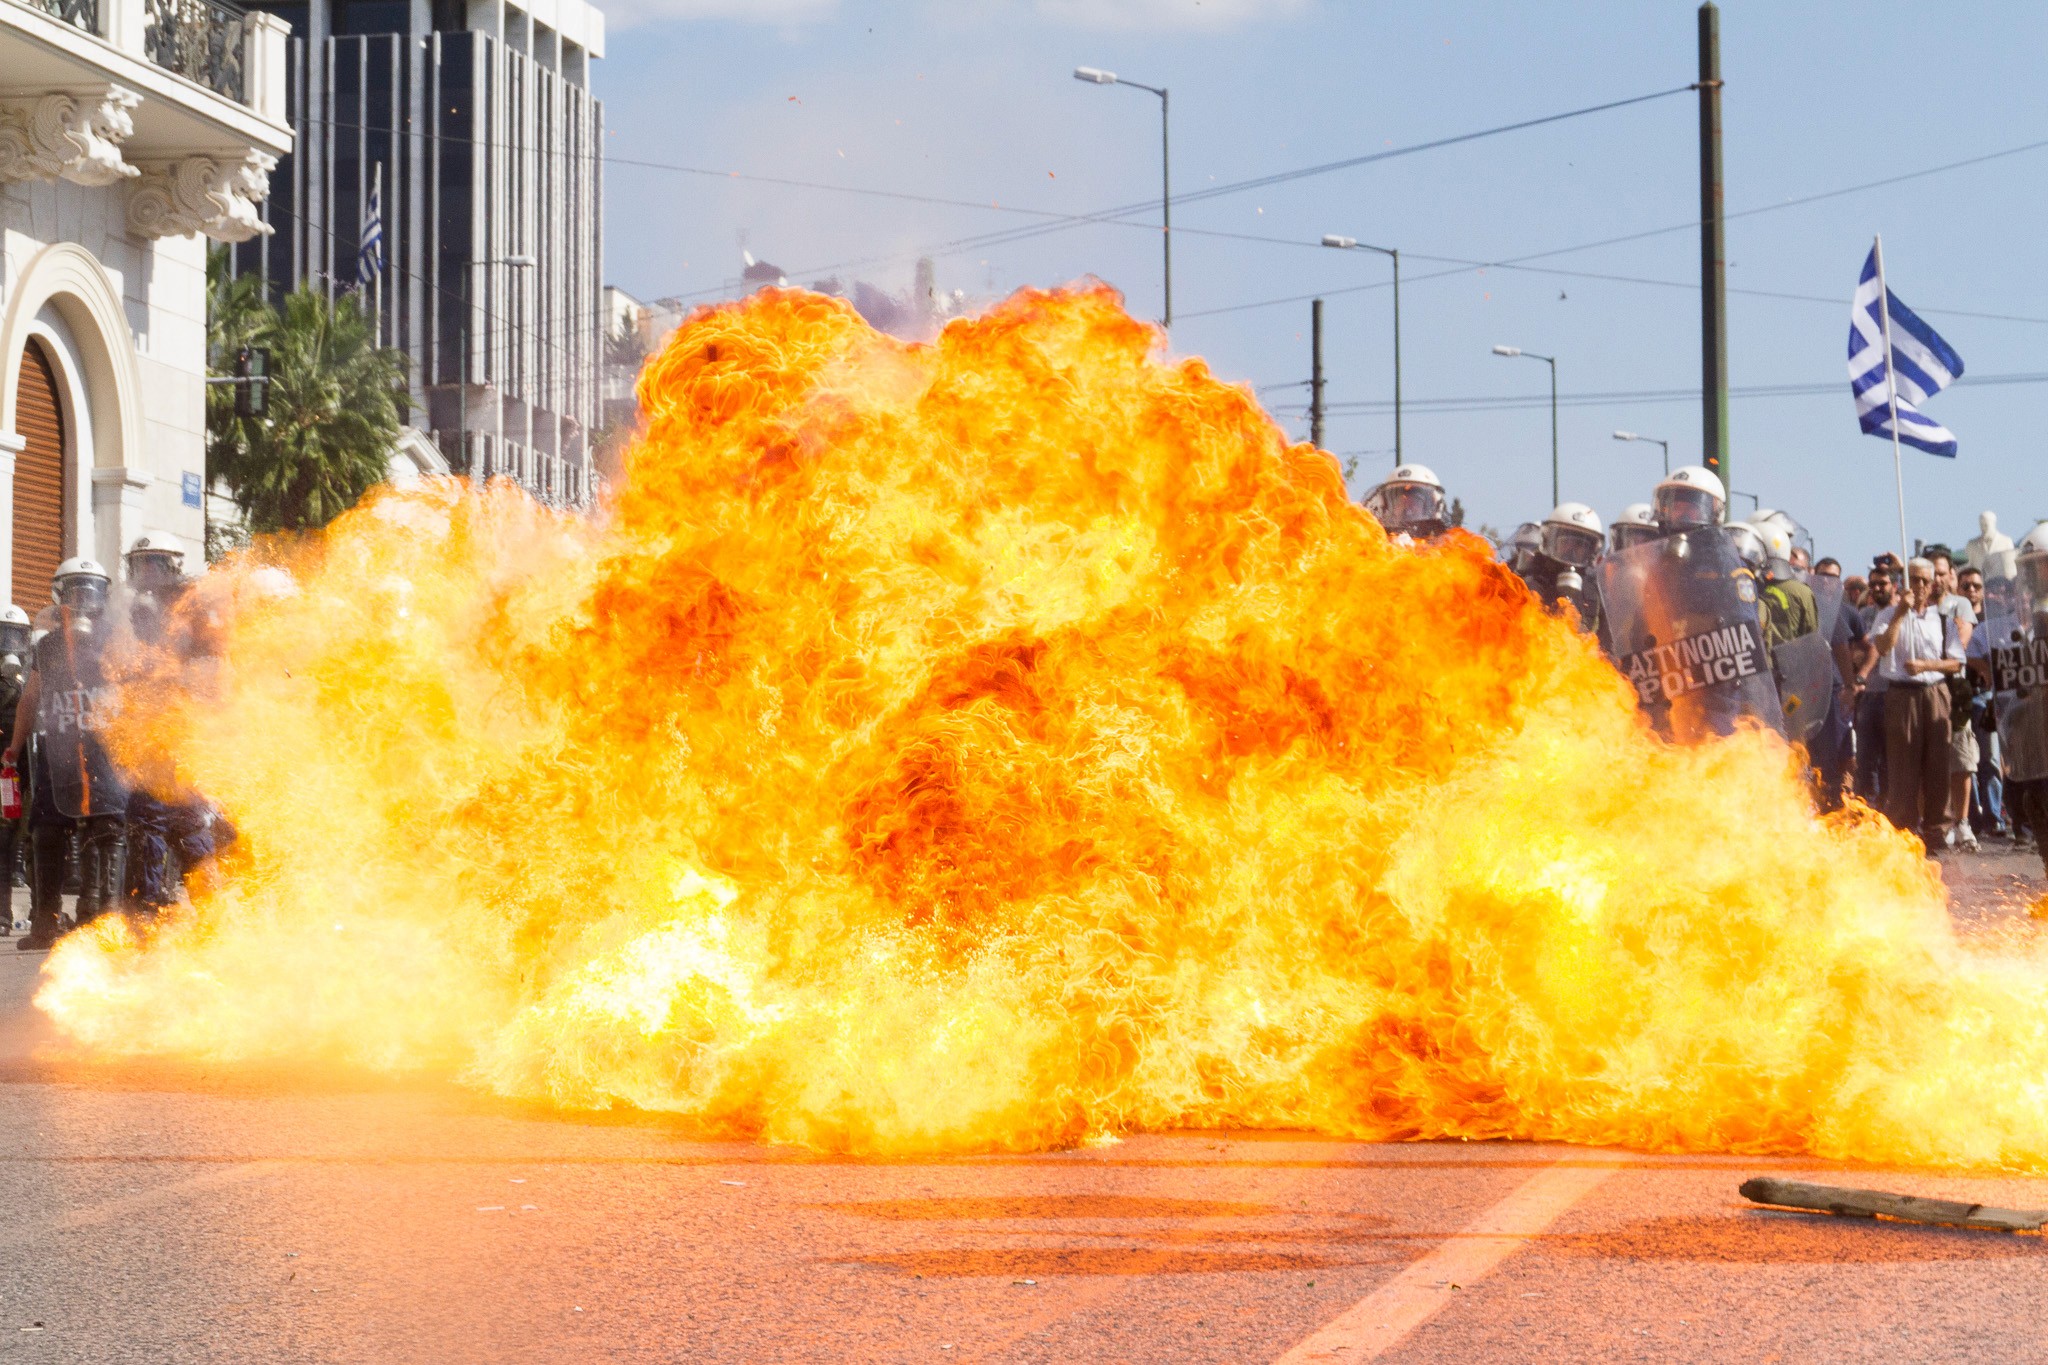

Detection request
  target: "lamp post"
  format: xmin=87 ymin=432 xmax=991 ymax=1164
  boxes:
xmin=1730 ymin=488 xmax=1761 ymax=515
xmin=1611 ymin=429 xmax=1670 ymax=476
xmin=1492 ymin=345 xmax=1559 ymax=506
xmin=1074 ymin=66 xmax=1170 ymax=329
xmin=458 ymin=253 xmax=535 ymax=479
xmin=1320 ymin=234 xmax=1402 ymax=466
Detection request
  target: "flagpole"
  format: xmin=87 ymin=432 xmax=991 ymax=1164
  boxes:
xmin=372 ymin=162 xmax=385 ymax=343
xmin=1873 ymin=233 xmax=1909 ymax=565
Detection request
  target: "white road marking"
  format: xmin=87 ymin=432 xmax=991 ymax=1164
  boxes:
xmin=1273 ymin=1157 xmax=1627 ymax=1363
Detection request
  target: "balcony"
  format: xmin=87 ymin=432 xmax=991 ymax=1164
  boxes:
xmin=1 ymin=0 xmax=289 ymax=149
xmin=142 ymin=0 xmax=247 ymax=103
xmin=25 ymin=0 xmax=97 ymax=34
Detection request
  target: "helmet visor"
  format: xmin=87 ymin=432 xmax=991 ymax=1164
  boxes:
xmin=1542 ymin=524 xmax=1603 ymax=569
xmin=2021 ymin=557 xmax=2048 ymax=614
xmin=1655 ymin=484 xmax=1721 ymax=530
xmin=0 ymin=622 xmax=27 ymax=656
xmin=56 ymin=577 xmax=107 ymax=618
xmin=1610 ymin=523 xmax=1658 ymax=553
xmin=1377 ymin=484 xmax=1447 ymax=533
xmin=128 ymin=553 xmax=182 ymax=592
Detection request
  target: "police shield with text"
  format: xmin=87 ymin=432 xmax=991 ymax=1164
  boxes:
xmin=1364 ymin=465 xmax=1451 ymax=543
xmin=1987 ymin=523 xmax=2048 ymax=877
xmin=1600 ymin=467 xmax=1784 ymax=742
xmin=4 ymin=560 xmax=128 ymax=949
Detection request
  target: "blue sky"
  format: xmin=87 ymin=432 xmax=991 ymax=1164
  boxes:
xmin=594 ymin=0 xmax=2048 ymax=571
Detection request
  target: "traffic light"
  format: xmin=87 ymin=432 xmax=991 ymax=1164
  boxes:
xmin=234 ymin=346 xmax=269 ymax=418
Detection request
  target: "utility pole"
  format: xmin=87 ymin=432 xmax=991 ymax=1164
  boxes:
xmin=1698 ymin=1 xmax=1729 ymax=507
xmin=1310 ymin=298 xmax=1326 ymax=450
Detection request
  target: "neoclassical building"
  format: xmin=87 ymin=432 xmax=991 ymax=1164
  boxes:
xmin=1 ymin=0 xmax=291 ymax=611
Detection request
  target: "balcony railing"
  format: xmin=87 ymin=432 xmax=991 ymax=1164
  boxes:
xmin=143 ymin=0 xmax=247 ymax=102
xmin=25 ymin=0 xmax=101 ymax=35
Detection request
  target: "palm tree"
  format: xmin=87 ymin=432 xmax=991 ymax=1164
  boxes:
xmin=205 ymin=250 xmax=412 ymax=536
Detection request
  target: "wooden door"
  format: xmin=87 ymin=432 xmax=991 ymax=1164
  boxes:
xmin=12 ymin=341 xmax=67 ymax=613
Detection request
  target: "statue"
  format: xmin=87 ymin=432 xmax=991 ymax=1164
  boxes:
xmin=1966 ymin=511 xmax=2014 ymax=576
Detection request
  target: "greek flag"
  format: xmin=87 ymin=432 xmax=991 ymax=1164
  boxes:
xmin=1847 ymin=244 xmax=1963 ymax=457
xmin=357 ymin=164 xmax=384 ymax=286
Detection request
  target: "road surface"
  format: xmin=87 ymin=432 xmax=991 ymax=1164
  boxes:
xmin=0 ymin=847 xmax=2043 ymax=1362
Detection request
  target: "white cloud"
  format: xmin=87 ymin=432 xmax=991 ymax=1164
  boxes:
xmin=1030 ymin=0 xmax=1313 ymax=29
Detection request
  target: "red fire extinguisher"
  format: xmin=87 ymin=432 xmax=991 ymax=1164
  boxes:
xmin=1 ymin=763 xmax=20 ymax=821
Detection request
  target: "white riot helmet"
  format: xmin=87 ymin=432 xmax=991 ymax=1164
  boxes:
xmin=1752 ymin=508 xmax=1813 ymax=569
xmin=1366 ymin=463 xmax=1450 ymax=539
xmin=1540 ymin=502 xmax=1605 ymax=570
xmin=1609 ymin=502 xmax=1659 ymax=553
xmin=51 ymin=558 xmax=110 ymax=619
xmin=0 ymin=605 xmax=28 ymax=659
xmin=1726 ymin=522 xmax=1769 ymax=577
xmin=1746 ymin=519 xmax=1798 ymax=581
xmin=2016 ymin=521 xmax=2048 ymax=613
xmin=1506 ymin=521 xmax=1543 ymax=571
xmin=1654 ymin=465 xmax=1726 ymax=532
xmin=124 ymin=536 xmax=185 ymax=593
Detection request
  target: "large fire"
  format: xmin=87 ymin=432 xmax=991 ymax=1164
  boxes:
xmin=35 ymin=285 xmax=2048 ymax=1164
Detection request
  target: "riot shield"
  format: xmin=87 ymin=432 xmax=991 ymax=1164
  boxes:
xmin=1598 ymin=527 xmax=1785 ymax=744
xmin=1987 ymin=613 xmax=2048 ymax=784
xmin=1808 ymin=574 xmax=1844 ymax=644
xmin=35 ymin=621 xmax=128 ymax=820
xmin=1772 ymin=631 xmax=1833 ymax=745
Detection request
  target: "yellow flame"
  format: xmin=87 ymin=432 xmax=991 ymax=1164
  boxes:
xmin=38 ymin=284 xmax=2048 ymax=1163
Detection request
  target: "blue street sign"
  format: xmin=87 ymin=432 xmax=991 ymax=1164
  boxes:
xmin=182 ymin=471 xmax=203 ymax=509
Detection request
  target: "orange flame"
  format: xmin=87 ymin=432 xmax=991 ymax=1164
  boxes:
xmin=37 ymin=285 xmax=2048 ymax=1163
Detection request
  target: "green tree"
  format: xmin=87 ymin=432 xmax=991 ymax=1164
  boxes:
xmin=205 ymin=249 xmax=412 ymax=536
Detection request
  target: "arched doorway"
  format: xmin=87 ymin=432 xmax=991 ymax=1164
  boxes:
xmin=12 ymin=340 xmax=67 ymax=613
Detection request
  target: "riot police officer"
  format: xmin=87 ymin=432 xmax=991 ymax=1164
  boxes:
xmin=119 ymin=538 xmax=216 ymax=912
xmin=1521 ymin=502 xmax=1605 ymax=631
xmin=1609 ymin=503 xmax=1660 ymax=554
xmin=0 ymin=607 xmax=28 ymax=935
xmin=1653 ymin=465 xmax=1727 ymax=534
xmin=1988 ymin=523 xmax=2048 ymax=877
xmin=1364 ymin=465 xmax=1452 ymax=543
xmin=4 ymin=560 xmax=128 ymax=949
xmin=1602 ymin=469 xmax=1780 ymax=742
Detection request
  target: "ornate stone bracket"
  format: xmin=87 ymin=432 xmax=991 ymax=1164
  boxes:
xmin=127 ymin=150 xmax=275 ymax=243
xmin=0 ymin=86 xmax=143 ymax=187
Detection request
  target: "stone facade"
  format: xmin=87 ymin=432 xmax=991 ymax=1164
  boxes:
xmin=0 ymin=0 xmax=292 ymax=608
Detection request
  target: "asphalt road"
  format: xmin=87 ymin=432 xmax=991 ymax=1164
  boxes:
xmin=0 ymin=848 xmax=2044 ymax=1363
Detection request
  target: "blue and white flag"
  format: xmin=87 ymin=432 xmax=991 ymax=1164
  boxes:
xmin=357 ymin=164 xmax=384 ymax=286
xmin=1847 ymin=244 xmax=1963 ymax=457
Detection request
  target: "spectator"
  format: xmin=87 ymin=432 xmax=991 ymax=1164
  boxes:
xmin=1852 ymin=566 xmax=1895 ymax=805
xmin=1960 ymin=565 xmax=2010 ymax=840
xmin=1925 ymin=545 xmax=1977 ymax=649
xmin=1816 ymin=566 xmax=1873 ymax=811
xmin=1924 ymin=548 xmax=1980 ymax=847
xmin=1871 ymin=557 xmax=1966 ymax=850
xmin=1813 ymin=556 xmax=1842 ymax=580
xmin=1844 ymin=574 xmax=1868 ymax=611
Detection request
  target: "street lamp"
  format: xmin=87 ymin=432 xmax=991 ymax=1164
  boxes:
xmin=1492 ymin=345 xmax=1559 ymax=506
xmin=458 ymin=253 xmax=536 ymax=479
xmin=1074 ymin=66 xmax=1170 ymax=329
xmin=1612 ymin=429 xmax=1670 ymax=476
xmin=1320 ymin=233 xmax=1402 ymax=467
xmin=1730 ymin=488 xmax=1761 ymax=515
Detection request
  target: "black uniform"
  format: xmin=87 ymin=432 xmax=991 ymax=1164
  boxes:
xmin=26 ymin=618 xmax=128 ymax=940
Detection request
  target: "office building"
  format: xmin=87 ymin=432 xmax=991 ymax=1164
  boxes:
xmin=234 ymin=0 xmax=604 ymax=504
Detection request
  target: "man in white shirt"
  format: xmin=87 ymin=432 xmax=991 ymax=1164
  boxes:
xmin=1870 ymin=557 xmax=1966 ymax=850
